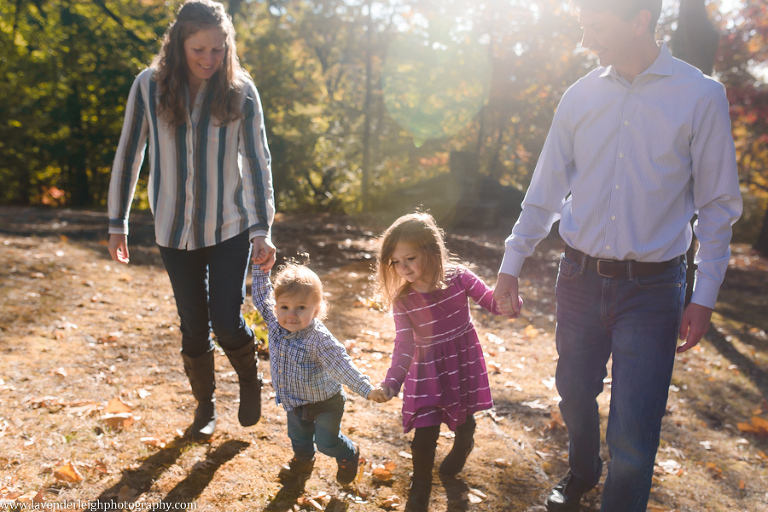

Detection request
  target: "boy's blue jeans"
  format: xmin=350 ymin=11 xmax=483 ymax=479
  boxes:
xmin=287 ymin=392 xmax=355 ymax=461
xmin=159 ymin=231 xmax=253 ymax=358
xmin=554 ymin=253 xmax=686 ymax=512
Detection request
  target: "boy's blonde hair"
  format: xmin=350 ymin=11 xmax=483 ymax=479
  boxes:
xmin=376 ymin=211 xmax=454 ymax=307
xmin=273 ymin=263 xmax=328 ymax=320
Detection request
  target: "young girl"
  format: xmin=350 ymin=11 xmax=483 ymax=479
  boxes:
xmin=370 ymin=212 xmax=512 ymax=512
xmin=107 ymin=0 xmax=274 ymax=440
xmin=252 ymin=263 xmax=388 ymax=488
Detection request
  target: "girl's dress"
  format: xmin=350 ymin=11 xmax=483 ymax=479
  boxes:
xmin=382 ymin=267 xmax=500 ymax=432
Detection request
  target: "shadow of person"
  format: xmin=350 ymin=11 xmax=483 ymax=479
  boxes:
xmin=161 ymin=439 xmax=250 ymax=504
xmin=262 ymin=482 xmax=306 ymax=512
xmin=89 ymin=436 xmax=188 ymax=508
xmin=438 ymin=472 xmax=470 ymax=512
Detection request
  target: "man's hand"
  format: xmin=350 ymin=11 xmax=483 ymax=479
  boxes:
xmin=677 ymin=302 xmax=713 ymax=353
xmin=494 ymin=272 xmax=522 ymax=318
xmin=108 ymin=234 xmax=130 ymax=264
xmin=251 ymin=236 xmax=277 ymax=271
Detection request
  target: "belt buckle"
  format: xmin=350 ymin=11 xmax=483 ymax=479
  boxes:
xmin=596 ymin=259 xmax=614 ymax=278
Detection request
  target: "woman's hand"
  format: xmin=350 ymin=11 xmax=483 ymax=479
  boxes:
xmin=108 ymin=234 xmax=130 ymax=264
xmin=251 ymin=236 xmax=277 ymax=271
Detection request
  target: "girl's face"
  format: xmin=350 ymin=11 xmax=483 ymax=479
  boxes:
xmin=183 ymin=26 xmax=226 ymax=89
xmin=390 ymin=241 xmax=430 ymax=292
xmin=275 ymin=291 xmax=320 ymax=332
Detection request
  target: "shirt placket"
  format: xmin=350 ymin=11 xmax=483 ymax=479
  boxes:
xmin=604 ymin=83 xmax=634 ymax=257
xmin=180 ymin=85 xmax=206 ymax=249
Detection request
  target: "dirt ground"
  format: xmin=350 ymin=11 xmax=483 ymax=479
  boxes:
xmin=0 ymin=206 xmax=767 ymax=512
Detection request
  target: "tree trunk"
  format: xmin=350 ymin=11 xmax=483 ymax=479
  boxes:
xmin=671 ymin=0 xmax=721 ymax=304
xmin=754 ymin=207 xmax=768 ymax=256
xmin=360 ymin=0 xmax=373 ymax=212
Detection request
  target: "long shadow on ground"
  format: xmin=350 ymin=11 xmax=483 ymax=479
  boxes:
xmin=89 ymin=437 xmax=249 ymax=508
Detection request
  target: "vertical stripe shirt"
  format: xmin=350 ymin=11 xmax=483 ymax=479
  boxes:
xmin=251 ymin=265 xmax=373 ymax=411
xmin=500 ymin=43 xmax=742 ymax=309
xmin=108 ymin=68 xmax=274 ymax=249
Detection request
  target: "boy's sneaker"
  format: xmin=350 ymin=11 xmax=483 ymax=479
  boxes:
xmin=278 ymin=456 xmax=314 ymax=487
xmin=336 ymin=445 xmax=360 ymax=485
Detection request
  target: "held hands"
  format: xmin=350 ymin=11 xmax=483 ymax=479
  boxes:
xmin=251 ymin=236 xmax=277 ymax=271
xmin=368 ymin=385 xmax=395 ymax=403
xmin=494 ymin=272 xmax=522 ymax=319
xmin=108 ymin=234 xmax=130 ymax=264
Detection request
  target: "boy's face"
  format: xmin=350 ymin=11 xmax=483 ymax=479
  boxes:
xmin=275 ymin=291 xmax=320 ymax=332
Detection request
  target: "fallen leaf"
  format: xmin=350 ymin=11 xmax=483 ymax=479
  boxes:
xmin=102 ymin=413 xmax=134 ymax=430
xmin=381 ymin=495 xmax=402 ymax=510
xmin=469 ymin=488 xmax=487 ymax=499
xmin=105 ymin=398 xmax=132 ymax=415
xmin=53 ymin=462 xmax=84 ymax=483
xmin=15 ymin=490 xmax=44 ymax=504
xmin=494 ymin=458 xmax=510 ymax=468
xmin=524 ymin=325 xmax=538 ymax=338
xmin=739 ymin=479 xmax=746 ymax=490
xmin=140 ymin=437 xmax=166 ymax=448
xmin=522 ymin=399 xmax=548 ymax=410
xmin=657 ymin=459 xmax=681 ymax=475
xmin=398 ymin=451 xmax=412 ymax=459
xmin=372 ymin=464 xmax=394 ymax=482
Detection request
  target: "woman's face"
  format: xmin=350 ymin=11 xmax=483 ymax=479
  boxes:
xmin=183 ymin=26 xmax=226 ymax=88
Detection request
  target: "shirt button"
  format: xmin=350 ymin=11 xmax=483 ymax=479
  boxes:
xmin=611 ymin=215 xmax=616 ymax=220
xmin=606 ymin=245 xmax=611 ymax=250
xmin=624 ymin=120 xmax=629 ymax=126
xmin=619 ymin=152 xmax=624 ymax=158
xmin=615 ymin=184 xmax=620 ymax=189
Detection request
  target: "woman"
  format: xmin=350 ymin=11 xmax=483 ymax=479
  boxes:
xmin=107 ymin=0 xmax=275 ymax=440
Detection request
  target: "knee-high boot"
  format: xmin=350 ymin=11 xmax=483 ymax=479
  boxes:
xmin=181 ymin=349 xmax=217 ymax=440
xmin=222 ymin=339 xmax=262 ymax=427
xmin=439 ymin=416 xmax=476 ymax=475
xmin=406 ymin=441 xmax=436 ymax=512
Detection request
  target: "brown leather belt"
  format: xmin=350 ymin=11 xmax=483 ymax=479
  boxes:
xmin=564 ymin=245 xmax=684 ymax=278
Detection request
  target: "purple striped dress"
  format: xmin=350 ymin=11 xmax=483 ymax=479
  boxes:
xmin=382 ymin=267 xmax=500 ymax=433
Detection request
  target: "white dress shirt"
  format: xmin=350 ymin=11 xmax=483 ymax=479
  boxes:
xmin=500 ymin=44 xmax=742 ymax=309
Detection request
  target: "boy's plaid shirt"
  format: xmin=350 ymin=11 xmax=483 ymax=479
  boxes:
xmin=252 ymin=265 xmax=373 ymax=411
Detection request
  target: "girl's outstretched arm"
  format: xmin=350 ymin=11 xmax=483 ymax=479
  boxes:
xmin=381 ymin=301 xmax=415 ymax=395
xmin=459 ymin=267 xmax=523 ymax=316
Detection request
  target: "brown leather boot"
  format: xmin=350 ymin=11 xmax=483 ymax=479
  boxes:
xmin=222 ymin=339 xmax=262 ymax=427
xmin=439 ymin=417 xmax=476 ymax=475
xmin=406 ymin=444 xmax=436 ymax=512
xmin=181 ymin=349 xmax=216 ymax=440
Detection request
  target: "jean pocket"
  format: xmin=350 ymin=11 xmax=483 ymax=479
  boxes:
xmin=558 ymin=254 xmax=582 ymax=280
xmin=633 ymin=264 xmax=685 ymax=289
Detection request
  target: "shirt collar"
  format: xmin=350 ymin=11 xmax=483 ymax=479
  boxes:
xmin=599 ymin=42 xmax=675 ymax=79
xmin=282 ymin=318 xmax=318 ymax=340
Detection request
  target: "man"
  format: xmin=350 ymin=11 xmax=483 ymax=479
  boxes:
xmin=493 ymin=1 xmax=742 ymax=511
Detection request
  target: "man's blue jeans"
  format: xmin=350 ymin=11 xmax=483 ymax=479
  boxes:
xmin=286 ymin=392 xmax=356 ymax=462
xmin=159 ymin=231 xmax=253 ymax=358
xmin=554 ymin=253 xmax=685 ymax=512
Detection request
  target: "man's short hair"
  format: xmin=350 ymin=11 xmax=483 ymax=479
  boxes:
xmin=571 ymin=0 xmax=662 ymax=33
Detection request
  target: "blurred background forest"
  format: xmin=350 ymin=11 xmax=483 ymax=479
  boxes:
xmin=1 ymin=0 xmax=767 ymax=248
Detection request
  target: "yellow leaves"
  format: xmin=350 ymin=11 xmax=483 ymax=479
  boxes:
xmin=523 ymin=324 xmax=538 ymax=338
xmin=53 ymin=461 xmax=84 ymax=484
